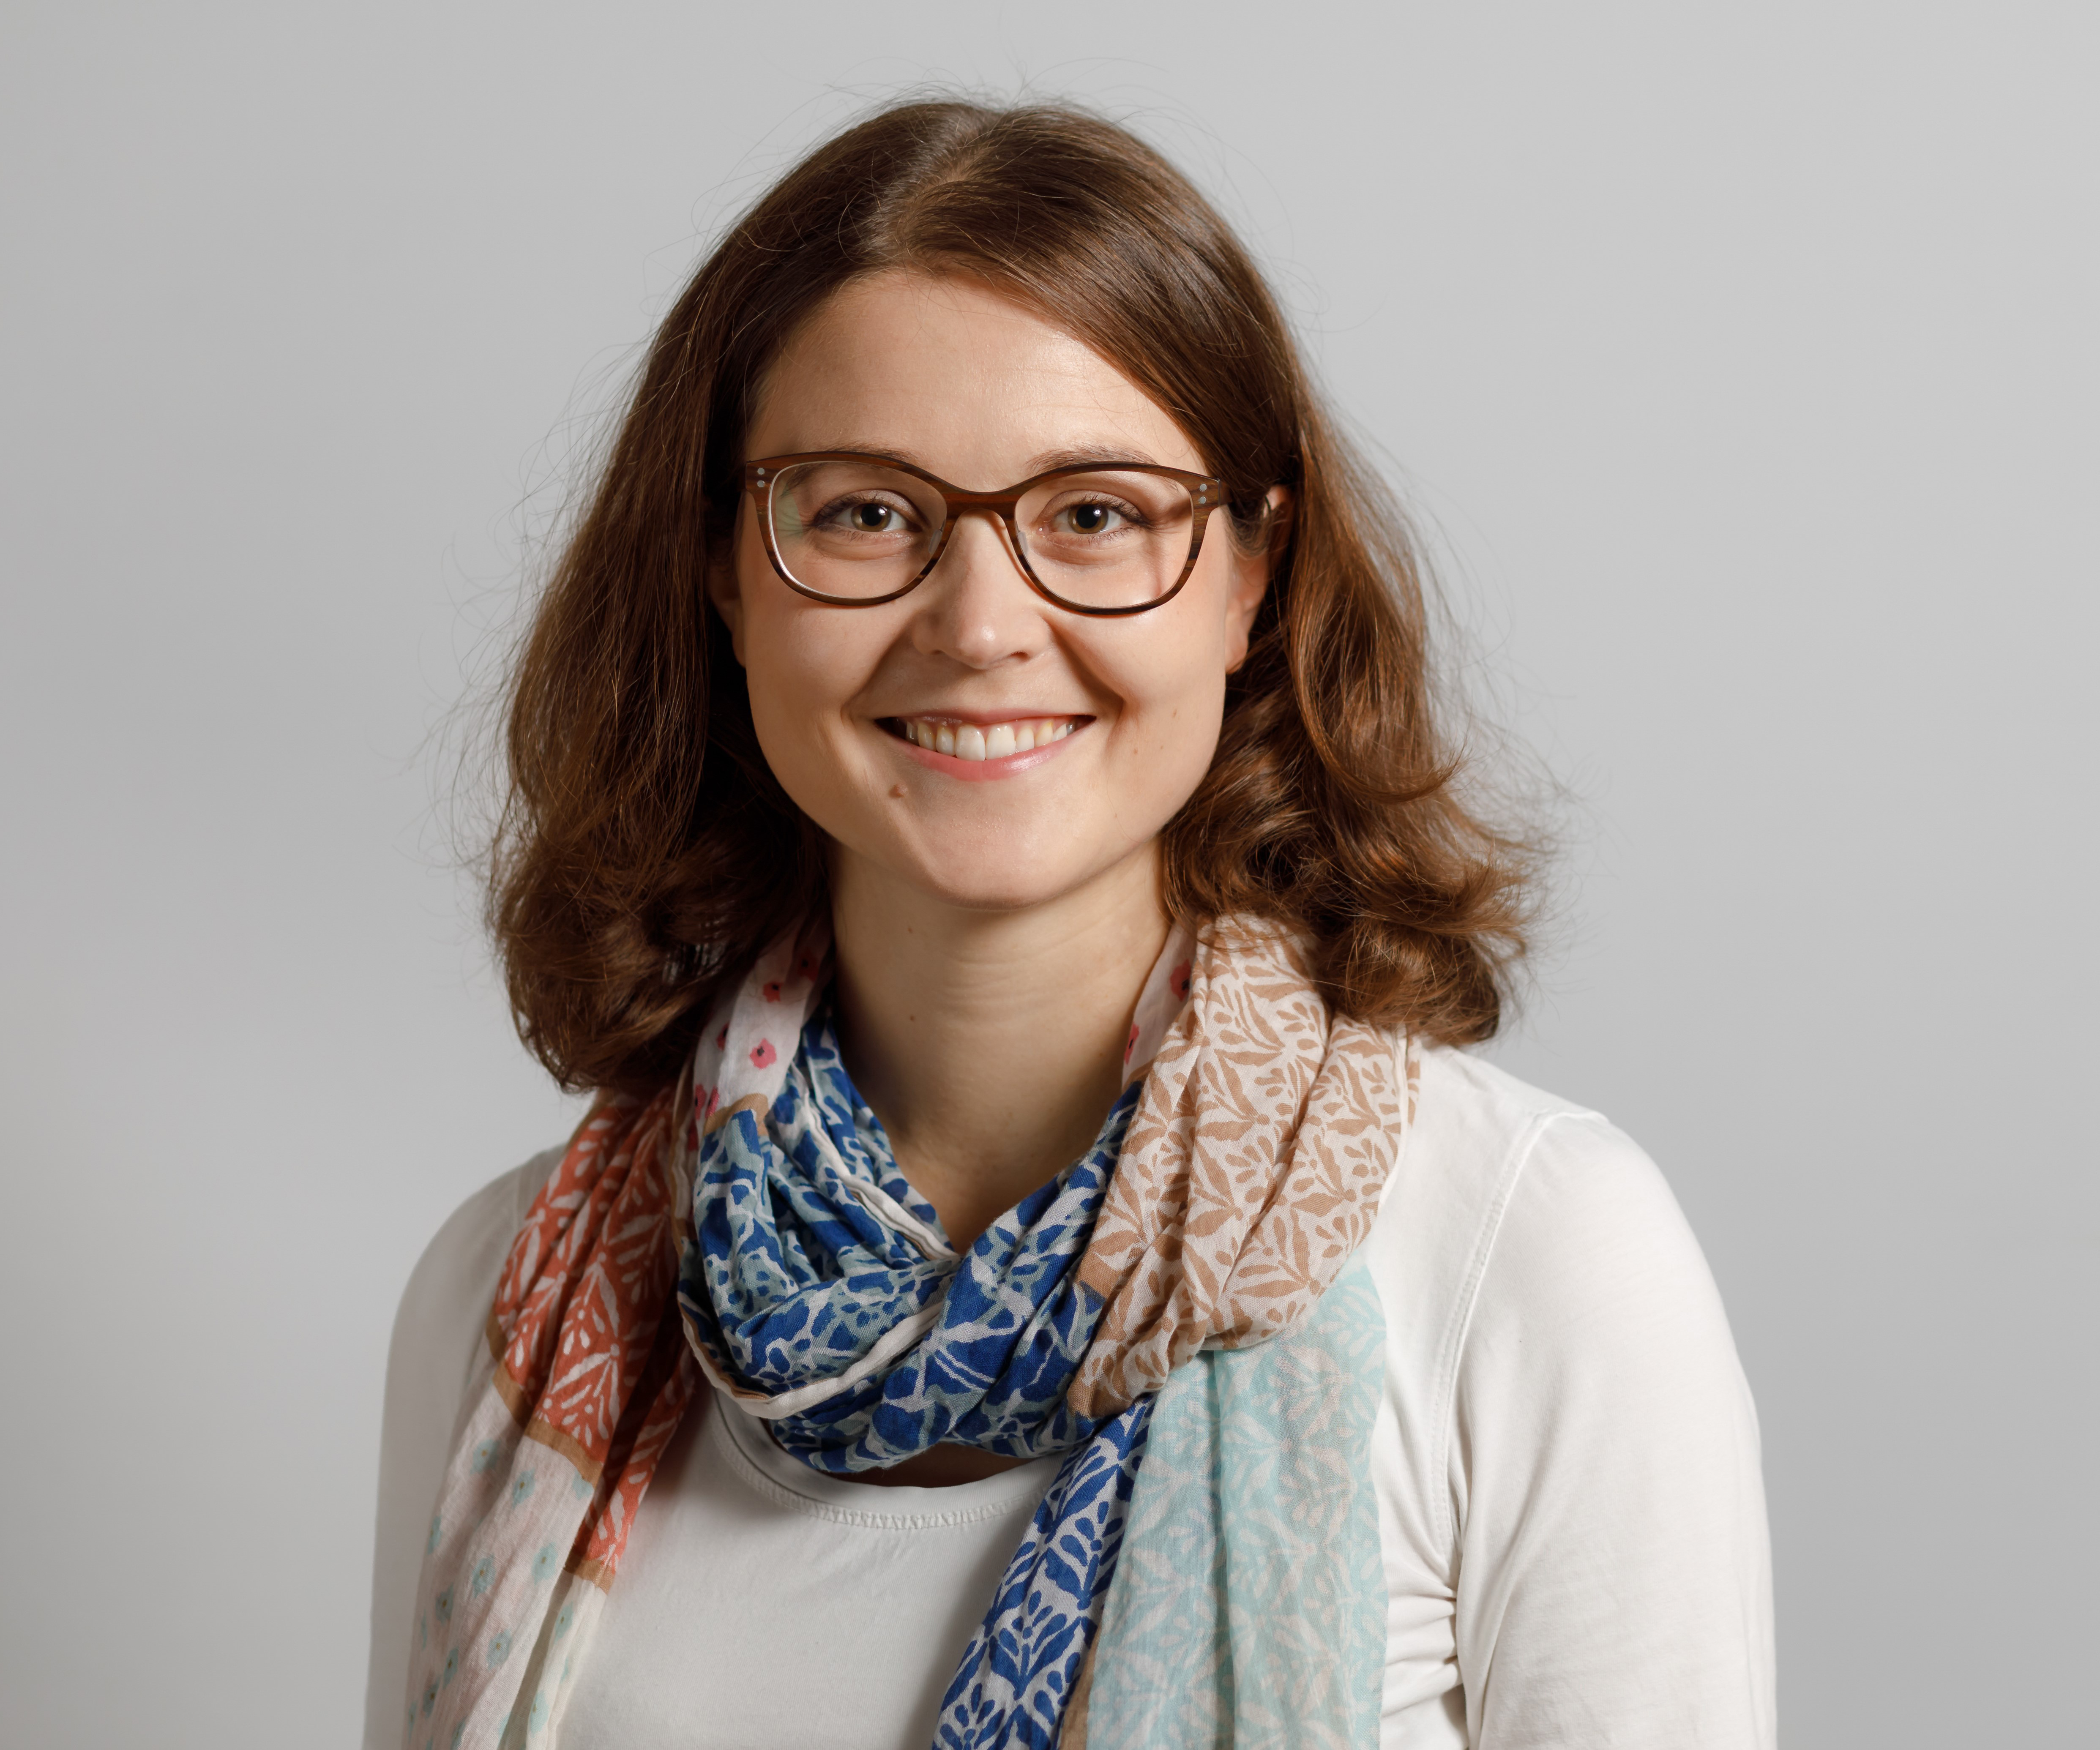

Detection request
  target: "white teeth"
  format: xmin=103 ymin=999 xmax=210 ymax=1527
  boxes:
xmin=901 ymin=715 xmax=1079 ymax=757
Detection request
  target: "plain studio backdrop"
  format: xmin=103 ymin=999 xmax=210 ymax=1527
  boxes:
xmin=3 ymin=3 xmax=2093 ymax=1744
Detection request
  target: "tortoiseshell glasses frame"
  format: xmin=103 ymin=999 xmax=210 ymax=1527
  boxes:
xmin=740 ymin=452 xmax=1232 ymax=617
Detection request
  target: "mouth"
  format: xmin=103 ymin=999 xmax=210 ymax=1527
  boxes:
xmin=880 ymin=714 xmax=1090 ymax=778
xmin=887 ymin=714 xmax=1086 ymax=761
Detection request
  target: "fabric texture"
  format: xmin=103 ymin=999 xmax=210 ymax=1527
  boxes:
xmin=675 ymin=955 xmax=1144 ymax=1469
xmin=933 ymin=1401 xmax=1152 ymax=1748
xmin=399 ymin=914 xmax=1410 ymax=1749
xmin=1070 ymin=924 xmax=1416 ymax=1419
xmin=401 ymin=1093 xmax=700 ymax=1749
xmin=1077 ymin=1255 xmax=1390 ymax=1750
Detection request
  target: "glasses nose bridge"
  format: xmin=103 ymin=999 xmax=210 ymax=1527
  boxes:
xmin=925 ymin=489 xmax=1030 ymax=592
xmin=943 ymin=484 xmax=1020 ymax=513
xmin=939 ymin=486 xmax=1023 ymax=547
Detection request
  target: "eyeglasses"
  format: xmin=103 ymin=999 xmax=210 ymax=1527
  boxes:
xmin=740 ymin=453 xmax=1230 ymax=616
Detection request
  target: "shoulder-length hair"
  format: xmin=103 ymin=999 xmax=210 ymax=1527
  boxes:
xmin=492 ymin=98 xmax=1535 ymax=1095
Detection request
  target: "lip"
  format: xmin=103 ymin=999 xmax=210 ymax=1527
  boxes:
xmin=880 ymin=715 xmax=1090 ymax=782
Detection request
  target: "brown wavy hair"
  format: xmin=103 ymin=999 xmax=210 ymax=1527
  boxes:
xmin=491 ymin=97 xmax=1536 ymax=1095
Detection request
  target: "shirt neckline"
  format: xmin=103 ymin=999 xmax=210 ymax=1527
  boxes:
xmin=709 ymin=1395 xmax=1062 ymax=1530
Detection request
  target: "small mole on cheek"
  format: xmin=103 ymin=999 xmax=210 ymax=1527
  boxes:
xmin=889 ymin=784 xmax=906 ymax=799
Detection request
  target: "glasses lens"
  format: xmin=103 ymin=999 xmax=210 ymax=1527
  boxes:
xmin=767 ymin=461 xmax=947 ymax=600
xmin=1013 ymin=471 xmax=1198 ymax=610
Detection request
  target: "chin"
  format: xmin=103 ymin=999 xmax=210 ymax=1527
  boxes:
xmin=828 ymin=808 xmax=1163 ymax=917
xmin=908 ymin=863 xmax=1094 ymax=914
xmin=879 ymin=825 xmax=1148 ymax=914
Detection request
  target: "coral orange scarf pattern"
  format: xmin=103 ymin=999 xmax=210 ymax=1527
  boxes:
xmin=399 ymin=1088 xmax=698 ymax=1747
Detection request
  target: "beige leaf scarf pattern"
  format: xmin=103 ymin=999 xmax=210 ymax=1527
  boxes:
xmin=401 ymin=915 xmax=1412 ymax=1748
xmin=1071 ymin=917 xmax=1417 ymax=1419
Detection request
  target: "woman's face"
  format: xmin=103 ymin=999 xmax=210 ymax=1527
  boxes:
xmin=713 ymin=271 xmax=1276 ymax=915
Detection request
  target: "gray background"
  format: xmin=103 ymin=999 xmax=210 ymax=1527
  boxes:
xmin=3 ymin=3 xmax=2093 ymax=1744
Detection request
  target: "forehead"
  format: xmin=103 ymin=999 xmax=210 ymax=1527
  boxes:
xmin=746 ymin=270 xmax=1203 ymax=481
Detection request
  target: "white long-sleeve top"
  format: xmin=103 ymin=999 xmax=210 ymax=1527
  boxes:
xmin=365 ymin=1046 xmax=1775 ymax=1748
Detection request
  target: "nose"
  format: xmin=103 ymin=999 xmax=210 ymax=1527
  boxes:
xmin=908 ymin=508 xmax=1050 ymax=669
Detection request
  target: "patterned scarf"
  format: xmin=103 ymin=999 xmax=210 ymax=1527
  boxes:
xmin=401 ymin=917 xmax=1414 ymax=1749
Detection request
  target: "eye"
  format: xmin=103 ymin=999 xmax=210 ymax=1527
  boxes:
xmin=813 ymin=493 xmax=920 ymax=535
xmin=1050 ymin=497 xmax=1141 ymax=537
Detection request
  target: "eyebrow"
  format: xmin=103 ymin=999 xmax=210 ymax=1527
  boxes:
xmin=790 ymin=440 xmax=1172 ymax=482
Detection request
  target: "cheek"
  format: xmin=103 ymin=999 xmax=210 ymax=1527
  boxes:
xmin=736 ymin=586 xmax=871 ymax=796
xmin=1101 ymin=632 xmax=1232 ymax=800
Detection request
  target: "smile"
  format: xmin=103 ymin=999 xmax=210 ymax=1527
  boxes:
xmin=887 ymin=715 xmax=1087 ymax=762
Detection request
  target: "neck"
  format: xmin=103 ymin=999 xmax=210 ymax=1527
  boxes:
xmin=827 ymin=844 xmax=1169 ymax=1250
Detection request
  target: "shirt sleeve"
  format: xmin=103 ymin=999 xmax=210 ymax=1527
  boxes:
xmin=1451 ymin=1114 xmax=1775 ymax=1749
xmin=361 ymin=1156 xmax=551 ymax=1750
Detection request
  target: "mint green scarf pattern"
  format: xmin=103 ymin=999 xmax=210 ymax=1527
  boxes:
xmin=1084 ymin=1256 xmax=1389 ymax=1749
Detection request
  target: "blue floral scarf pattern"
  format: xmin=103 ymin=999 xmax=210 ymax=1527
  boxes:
xmin=664 ymin=919 xmax=1403 ymax=1750
xmin=678 ymin=1013 xmax=1139 ymax=1471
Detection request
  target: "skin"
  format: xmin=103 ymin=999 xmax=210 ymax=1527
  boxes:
xmin=709 ymin=271 xmax=1284 ymax=1483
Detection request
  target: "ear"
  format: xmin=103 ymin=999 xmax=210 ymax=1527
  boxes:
xmin=706 ymin=511 xmax=749 ymax=666
xmin=1222 ymin=485 xmax=1292 ymax=674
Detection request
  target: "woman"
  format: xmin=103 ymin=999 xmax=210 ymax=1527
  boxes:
xmin=366 ymin=100 xmax=1773 ymax=1749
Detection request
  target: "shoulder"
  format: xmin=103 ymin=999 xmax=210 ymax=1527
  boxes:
xmin=364 ymin=1147 xmax=562 ymax=1746
xmin=390 ymin=1151 xmax=554 ymax=1374
xmin=1370 ymin=1044 xmax=1715 ymax=1323
xmin=1362 ymin=1045 xmax=1755 ymax=1513
xmin=378 ymin=1147 xmax=559 ymax=1516
xmin=1361 ymin=1051 xmax=1772 ymax=1746
xmin=1398 ymin=1050 xmax=1739 ymax=1384
xmin=1363 ymin=1046 xmax=1625 ymax=1346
